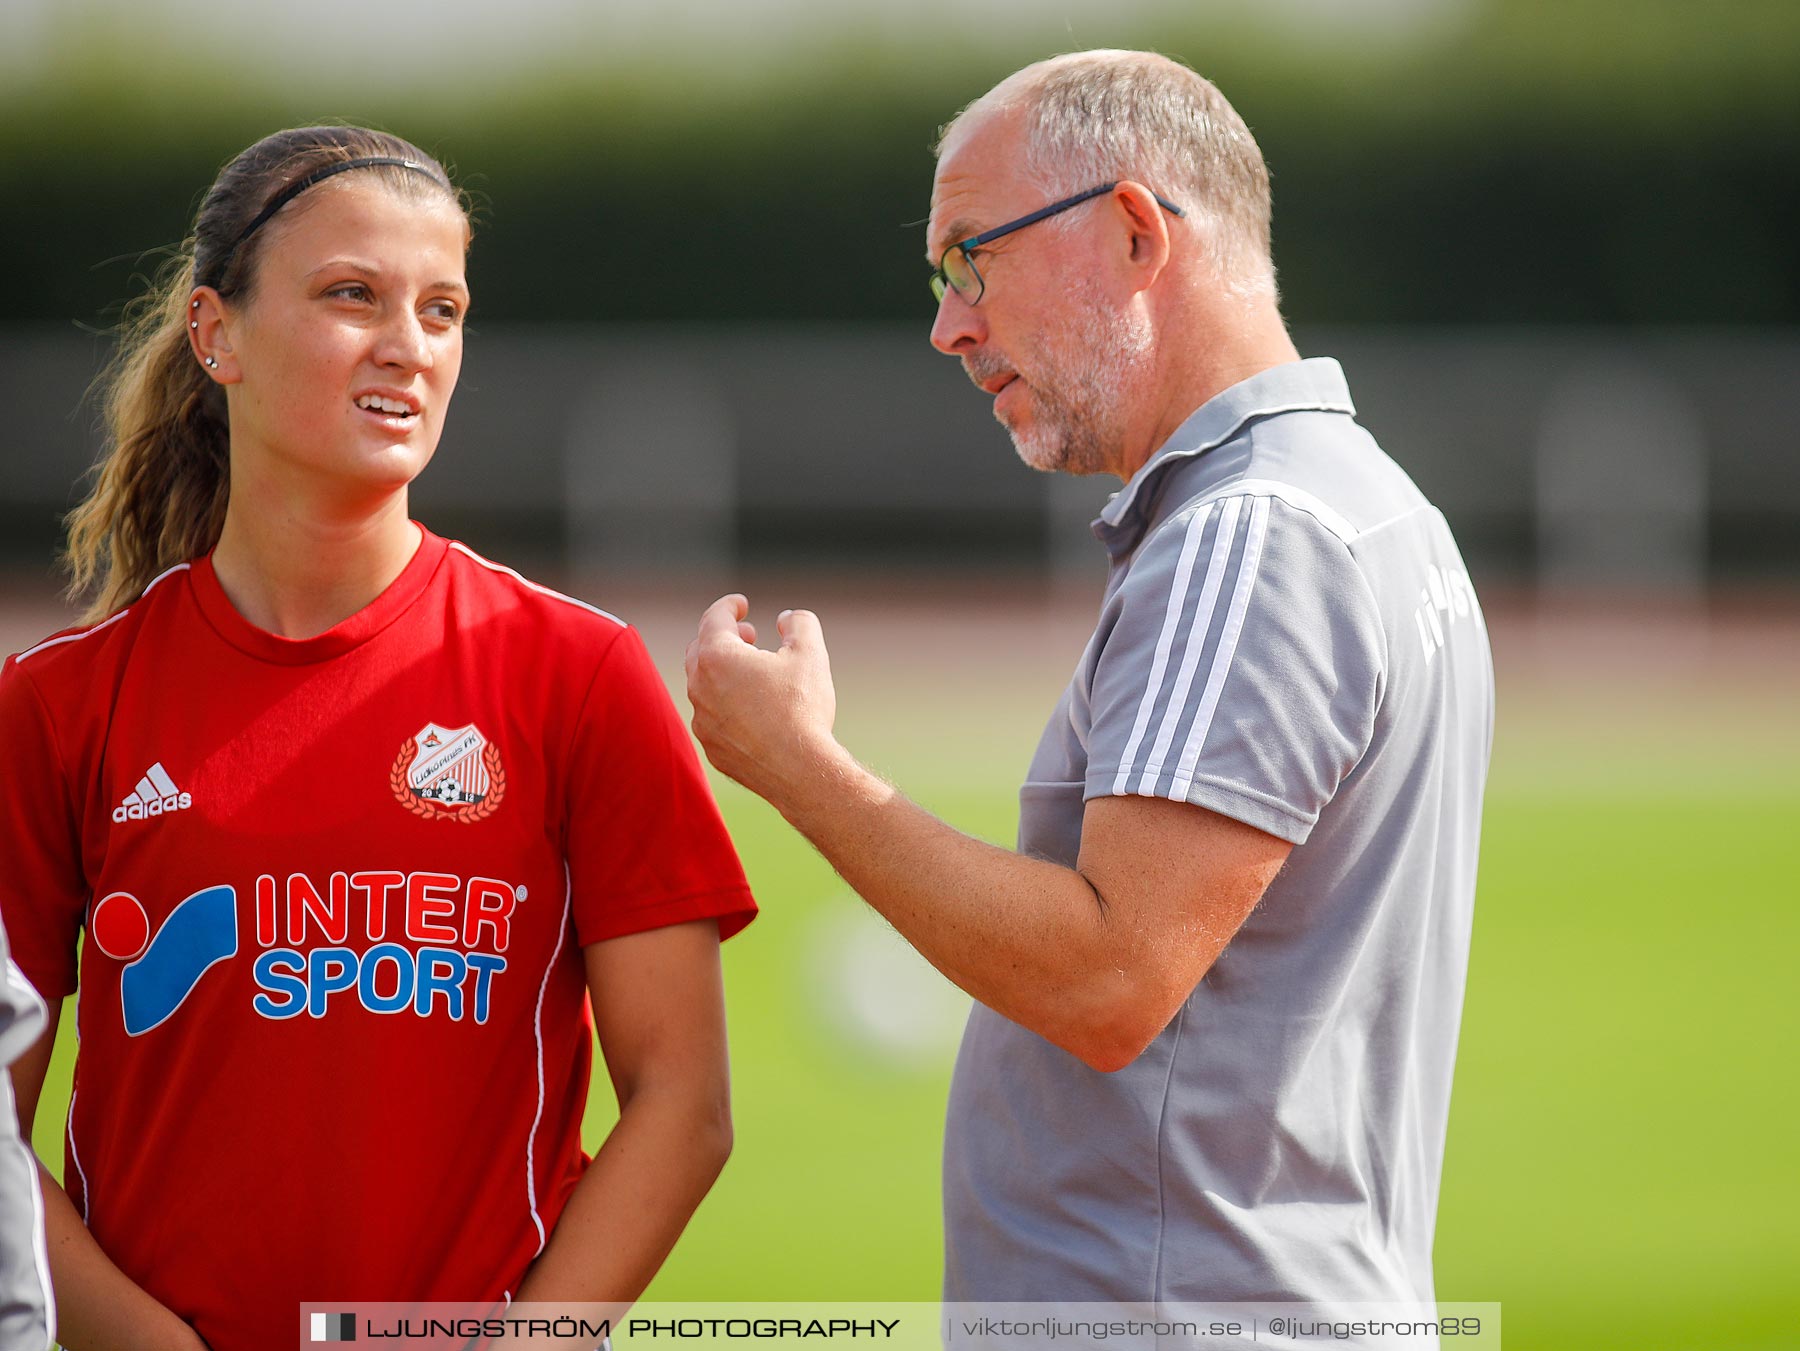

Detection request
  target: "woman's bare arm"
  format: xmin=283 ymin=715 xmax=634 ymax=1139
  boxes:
xmin=513 ymin=919 xmax=734 ymax=1307
xmin=10 ymin=1003 xmax=210 ymax=1351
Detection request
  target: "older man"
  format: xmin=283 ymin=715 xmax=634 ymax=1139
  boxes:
xmin=687 ymin=50 xmax=1493 ymax=1312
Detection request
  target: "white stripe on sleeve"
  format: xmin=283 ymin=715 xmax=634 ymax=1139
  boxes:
xmin=1133 ymin=496 xmax=1246 ymax=795
xmin=1170 ymin=495 xmax=1270 ymax=799
xmin=1110 ymin=502 xmax=1219 ymax=797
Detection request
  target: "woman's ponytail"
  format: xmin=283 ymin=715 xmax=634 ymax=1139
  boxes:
xmin=66 ymin=252 xmax=231 ymax=622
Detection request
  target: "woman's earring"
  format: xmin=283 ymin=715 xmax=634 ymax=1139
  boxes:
xmin=204 ymin=357 xmax=218 ymax=369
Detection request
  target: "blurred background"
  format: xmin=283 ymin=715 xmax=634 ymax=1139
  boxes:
xmin=2 ymin=1 xmax=1796 ymax=1348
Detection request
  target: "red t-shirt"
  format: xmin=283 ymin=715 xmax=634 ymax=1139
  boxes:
xmin=0 ymin=527 xmax=755 ymax=1350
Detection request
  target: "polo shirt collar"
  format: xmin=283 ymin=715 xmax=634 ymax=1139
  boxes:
xmin=1094 ymin=357 xmax=1355 ymax=554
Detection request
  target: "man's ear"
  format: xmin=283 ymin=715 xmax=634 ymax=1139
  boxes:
xmin=1112 ymin=182 xmax=1173 ymax=294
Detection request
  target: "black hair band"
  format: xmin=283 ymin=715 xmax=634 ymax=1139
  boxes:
xmin=212 ymin=155 xmax=448 ymax=279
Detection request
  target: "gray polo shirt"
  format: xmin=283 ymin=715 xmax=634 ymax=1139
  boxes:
xmin=943 ymin=358 xmax=1493 ymax=1309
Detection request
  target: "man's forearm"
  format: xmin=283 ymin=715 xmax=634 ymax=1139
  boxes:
xmin=684 ymin=598 xmax=1283 ymax=1071
xmin=763 ymin=737 xmax=1142 ymax=1066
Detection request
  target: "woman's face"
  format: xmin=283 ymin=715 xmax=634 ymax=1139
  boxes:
xmin=213 ymin=178 xmax=469 ymax=509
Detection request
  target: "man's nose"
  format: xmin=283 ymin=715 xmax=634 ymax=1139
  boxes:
xmin=930 ymin=285 xmax=986 ymax=356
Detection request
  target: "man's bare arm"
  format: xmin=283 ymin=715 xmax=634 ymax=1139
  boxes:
xmin=686 ymin=595 xmax=1289 ymax=1071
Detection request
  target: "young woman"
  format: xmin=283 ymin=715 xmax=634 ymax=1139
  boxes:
xmin=0 ymin=126 xmax=755 ymax=1350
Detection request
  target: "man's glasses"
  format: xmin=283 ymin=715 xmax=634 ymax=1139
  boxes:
xmin=930 ymin=182 xmax=1186 ymax=306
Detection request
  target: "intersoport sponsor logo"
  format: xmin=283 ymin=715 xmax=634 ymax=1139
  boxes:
xmin=91 ymin=867 xmax=527 ymax=1036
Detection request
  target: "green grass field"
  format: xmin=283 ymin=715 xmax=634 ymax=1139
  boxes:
xmin=29 ymin=604 xmax=1799 ymax=1350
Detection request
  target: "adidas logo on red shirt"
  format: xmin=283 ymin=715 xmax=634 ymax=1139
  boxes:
xmin=113 ymin=762 xmax=193 ymax=823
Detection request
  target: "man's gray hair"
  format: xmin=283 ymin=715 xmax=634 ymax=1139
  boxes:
xmin=941 ymin=51 xmax=1277 ymax=303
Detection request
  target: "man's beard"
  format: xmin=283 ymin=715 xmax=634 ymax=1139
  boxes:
xmin=972 ymin=288 xmax=1155 ymax=476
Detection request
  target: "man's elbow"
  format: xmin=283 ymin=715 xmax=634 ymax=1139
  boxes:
xmin=1069 ymin=1027 xmax=1162 ymax=1074
xmin=1060 ymin=990 xmax=1186 ymax=1074
xmin=1071 ymin=1038 xmax=1147 ymax=1074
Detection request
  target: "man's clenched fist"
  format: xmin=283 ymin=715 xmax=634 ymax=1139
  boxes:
xmin=684 ymin=594 xmax=843 ymax=810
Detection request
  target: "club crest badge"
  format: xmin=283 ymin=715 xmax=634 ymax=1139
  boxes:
xmin=390 ymin=721 xmax=505 ymax=822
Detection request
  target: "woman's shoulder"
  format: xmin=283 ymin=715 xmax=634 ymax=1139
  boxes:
xmin=4 ymin=561 xmax=194 ymax=698
xmin=436 ymin=535 xmax=634 ymax=651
